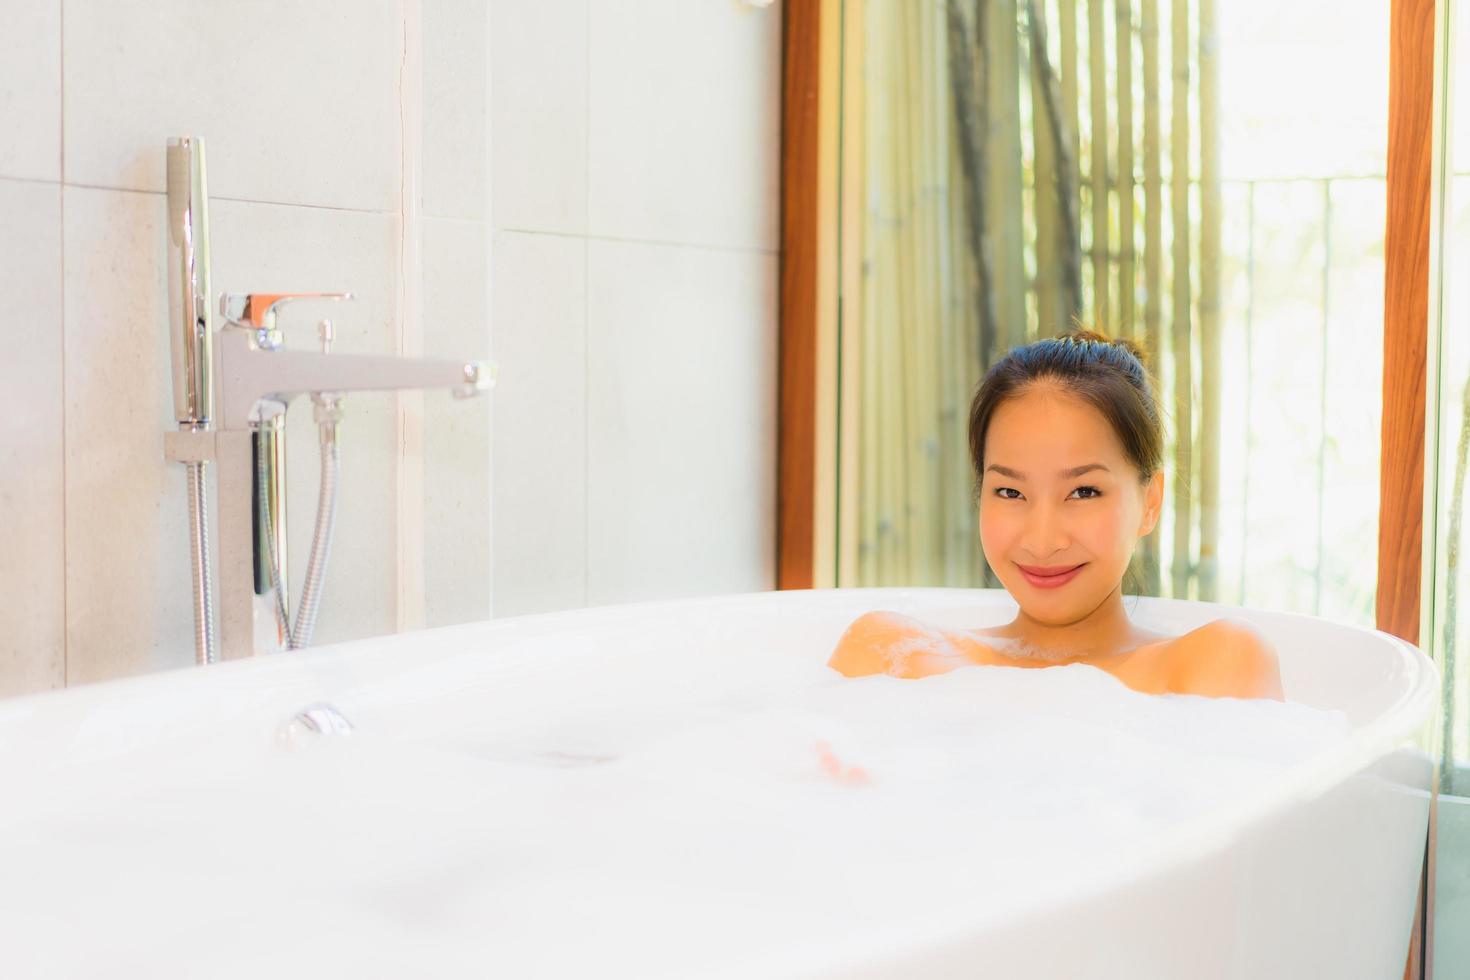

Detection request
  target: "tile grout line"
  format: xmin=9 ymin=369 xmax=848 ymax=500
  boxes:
xmin=583 ymin=0 xmax=591 ymax=609
xmin=59 ymin=0 xmax=67 ymax=689
xmin=395 ymin=0 xmax=427 ymax=633
xmin=583 ymin=233 xmax=590 ymax=608
xmin=484 ymin=1 xmax=496 ymax=619
xmin=213 ymin=194 xmax=396 ymax=216
xmin=496 ymin=224 xmax=779 ymax=257
xmin=0 ymin=174 xmax=401 ymax=218
xmin=0 ymin=172 xmax=768 ymax=255
xmin=0 ymin=173 xmax=64 ymax=188
xmin=0 ymin=178 xmax=773 ymax=257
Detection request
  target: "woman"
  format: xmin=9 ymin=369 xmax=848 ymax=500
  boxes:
xmin=828 ymin=330 xmax=1284 ymax=700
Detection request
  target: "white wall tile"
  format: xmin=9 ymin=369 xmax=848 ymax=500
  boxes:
xmin=0 ymin=0 xmax=60 ymax=181
xmin=585 ymin=239 xmax=776 ymax=606
xmin=208 ymin=199 xmax=402 ymax=649
xmin=587 ymin=0 xmax=780 ymax=251
xmin=0 ymin=181 xmax=64 ymax=696
xmin=490 ymin=230 xmax=587 ymax=617
xmin=423 ymin=217 xmax=492 ymax=627
xmin=12 ymin=0 xmax=784 ymax=695
xmin=490 ymin=0 xmax=588 ymax=234
xmin=423 ymin=0 xmax=488 ymax=220
xmin=64 ymin=0 xmax=401 ymax=211
xmin=62 ymin=187 xmax=192 ymax=684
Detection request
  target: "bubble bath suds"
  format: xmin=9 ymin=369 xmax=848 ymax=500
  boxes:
xmin=0 ymin=647 xmax=1352 ymax=979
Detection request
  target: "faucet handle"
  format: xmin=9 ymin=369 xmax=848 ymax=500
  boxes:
xmin=219 ymin=292 xmax=354 ymax=348
xmin=317 ymin=318 xmax=335 ymax=354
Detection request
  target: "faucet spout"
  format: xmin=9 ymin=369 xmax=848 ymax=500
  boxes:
xmin=214 ymin=329 xmax=491 ymax=429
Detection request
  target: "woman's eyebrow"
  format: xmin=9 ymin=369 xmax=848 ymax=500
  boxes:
xmin=984 ymin=463 xmax=1110 ymax=479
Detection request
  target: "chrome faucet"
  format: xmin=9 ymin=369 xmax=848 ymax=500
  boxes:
xmin=212 ymin=292 xmax=488 ymax=429
xmin=163 ymin=136 xmax=493 ymax=663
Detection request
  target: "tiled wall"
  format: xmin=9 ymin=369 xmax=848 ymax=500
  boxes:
xmin=488 ymin=0 xmax=781 ymax=616
xmin=0 ymin=0 xmax=779 ymax=697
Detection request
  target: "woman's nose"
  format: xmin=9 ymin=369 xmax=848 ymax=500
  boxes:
xmin=1021 ymin=503 xmax=1070 ymax=558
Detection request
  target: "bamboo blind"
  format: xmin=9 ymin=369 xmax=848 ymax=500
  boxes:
xmin=853 ymin=0 xmax=1222 ymax=598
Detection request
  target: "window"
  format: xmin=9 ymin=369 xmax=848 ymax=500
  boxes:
xmin=837 ymin=0 xmax=1389 ymax=629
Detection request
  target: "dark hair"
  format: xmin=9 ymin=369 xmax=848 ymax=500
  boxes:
xmin=967 ymin=329 xmax=1163 ymax=493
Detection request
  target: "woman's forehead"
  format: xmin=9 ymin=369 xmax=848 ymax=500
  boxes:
xmin=985 ymin=387 xmax=1129 ymax=466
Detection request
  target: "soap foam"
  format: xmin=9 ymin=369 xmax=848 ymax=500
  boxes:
xmin=0 ymin=650 xmax=1352 ymax=980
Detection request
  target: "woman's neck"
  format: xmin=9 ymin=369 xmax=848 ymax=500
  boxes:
xmin=1000 ymin=585 xmax=1144 ymax=661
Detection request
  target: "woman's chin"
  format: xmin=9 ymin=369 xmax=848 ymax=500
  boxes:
xmin=1011 ymin=586 xmax=1108 ymax=628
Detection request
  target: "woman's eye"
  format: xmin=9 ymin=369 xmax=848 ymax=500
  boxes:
xmin=1069 ymin=486 xmax=1103 ymax=500
xmin=993 ymin=487 xmax=1023 ymax=500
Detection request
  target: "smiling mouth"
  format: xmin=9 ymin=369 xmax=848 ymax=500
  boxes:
xmin=1015 ymin=562 xmax=1086 ymax=589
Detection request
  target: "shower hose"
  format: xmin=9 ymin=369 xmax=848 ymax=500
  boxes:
xmin=258 ymin=403 xmax=342 ymax=650
xmin=185 ymin=458 xmax=218 ymax=665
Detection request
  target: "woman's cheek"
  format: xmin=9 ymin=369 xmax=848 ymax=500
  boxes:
xmin=978 ymin=504 xmax=1012 ymax=556
xmin=980 ymin=509 xmax=1027 ymax=594
xmin=1086 ymin=503 xmax=1130 ymax=561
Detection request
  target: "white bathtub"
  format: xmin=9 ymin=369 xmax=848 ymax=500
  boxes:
xmin=0 ymin=589 xmax=1436 ymax=979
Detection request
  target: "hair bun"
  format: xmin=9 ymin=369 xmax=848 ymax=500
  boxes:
xmin=1060 ymin=326 xmax=1148 ymax=369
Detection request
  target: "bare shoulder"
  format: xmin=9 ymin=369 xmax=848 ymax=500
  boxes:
xmin=827 ymin=611 xmax=922 ymax=677
xmin=1164 ymin=617 xmax=1285 ymax=700
xmin=827 ymin=611 xmax=980 ymax=679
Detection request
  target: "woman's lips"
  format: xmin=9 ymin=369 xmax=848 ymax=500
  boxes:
xmin=1015 ymin=562 xmax=1086 ymax=589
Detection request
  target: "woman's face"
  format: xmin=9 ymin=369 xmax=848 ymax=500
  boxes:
xmin=978 ymin=383 xmax=1163 ymax=627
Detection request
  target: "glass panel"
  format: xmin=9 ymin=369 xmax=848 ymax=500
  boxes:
xmin=839 ymin=0 xmax=1387 ymax=626
xmin=1432 ymin=1 xmax=1470 ymax=973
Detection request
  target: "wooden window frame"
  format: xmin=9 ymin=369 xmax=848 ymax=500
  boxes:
xmin=1384 ymin=4 xmax=1438 ymax=977
xmin=777 ymin=0 xmax=820 ymax=590
xmin=1381 ymin=0 xmax=1437 ymax=650
xmin=778 ymin=0 xmax=839 ymax=590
